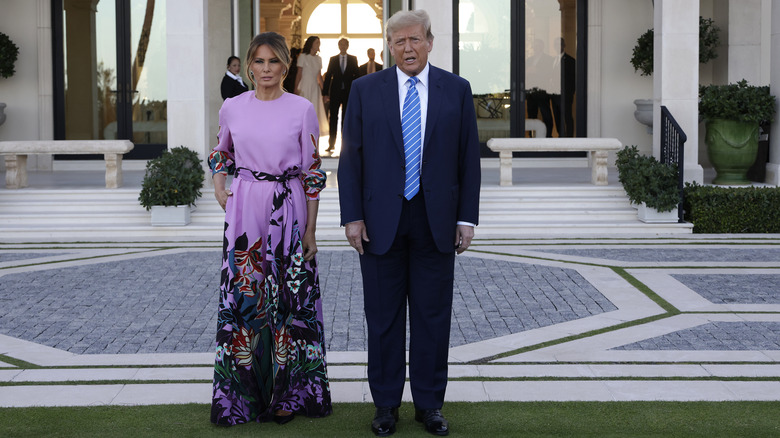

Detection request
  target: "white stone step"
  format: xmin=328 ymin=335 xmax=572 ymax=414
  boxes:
xmin=0 ymin=182 xmax=692 ymax=240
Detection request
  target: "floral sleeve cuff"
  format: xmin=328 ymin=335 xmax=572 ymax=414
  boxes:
xmin=303 ymin=169 xmax=326 ymax=200
xmin=208 ymin=150 xmax=235 ymax=176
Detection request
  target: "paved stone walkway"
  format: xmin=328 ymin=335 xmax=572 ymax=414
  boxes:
xmin=0 ymin=249 xmax=617 ymax=353
xmin=535 ymin=246 xmax=780 ymax=262
xmin=1 ymin=236 xmax=780 ymax=407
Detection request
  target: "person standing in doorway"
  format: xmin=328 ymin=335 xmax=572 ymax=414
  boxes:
xmin=525 ymin=38 xmax=554 ymax=137
xmin=549 ymin=37 xmax=576 ymax=137
xmin=338 ymin=9 xmax=481 ymax=437
xmin=358 ymin=48 xmax=383 ymax=77
xmin=283 ymin=47 xmax=301 ymax=93
xmin=295 ymin=36 xmax=329 ymax=139
xmin=220 ymin=56 xmax=248 ymax=100
xmin=323 ymin=37 xmax=359 ymax=153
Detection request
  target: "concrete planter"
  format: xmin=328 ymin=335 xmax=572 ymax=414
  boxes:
xmin=150 ymin=205 xmax=191 ymax=226
xmin=633 ymin=99 xmax=653 ymax=134
xmin=637 ymin=202 xmax=678 ymax=223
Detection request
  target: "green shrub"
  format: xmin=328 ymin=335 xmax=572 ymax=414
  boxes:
xmin=699 ymin=79 xmax=776 ymax=124
xmin=630 ymin=16 xmax=720 ymax=77
xmin=616 ymin=145 xmax=679 ymax=212
xmin=0 ymin=32 xmax=19 ymax=79
xmin=684 ymin=182 xmax=780 ymax=233
xmin=138 ymin=146 xmax=205 ymax=210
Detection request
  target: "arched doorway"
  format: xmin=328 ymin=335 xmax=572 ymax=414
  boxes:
xmin=300 ymin=0 xmax=384 ymax=72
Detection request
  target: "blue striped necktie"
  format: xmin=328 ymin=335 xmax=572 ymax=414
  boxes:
xmin=402 ymin=77 xmax=422 ymax=200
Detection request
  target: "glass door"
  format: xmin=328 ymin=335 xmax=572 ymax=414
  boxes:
xmin=525 ymin=0 xmax=578 ymax=139
xmin=55 ymin=0 xmax=167 ymax=159
xmin=457 ymin=0 xmax=512 ymax=150
xmin=456 ymin=0 xmax=583 ymax=153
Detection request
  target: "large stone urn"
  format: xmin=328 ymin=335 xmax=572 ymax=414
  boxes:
xmin=704 ymin=118 xmax=759 ymax=185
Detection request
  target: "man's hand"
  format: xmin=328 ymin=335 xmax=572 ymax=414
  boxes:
xmin=345 ymin=221 xmax=369 ymax=255
xmin=454 ymin=225 xmax=474 ymax=255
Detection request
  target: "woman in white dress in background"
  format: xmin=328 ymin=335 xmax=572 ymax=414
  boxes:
xmin=295 ymin=36 xmax=329 ymax=137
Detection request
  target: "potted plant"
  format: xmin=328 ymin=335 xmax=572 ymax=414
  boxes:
xmin=0 ymin=31 xmax=20 ymax=127
xmin=699 ymin=79 xmax=776 ymax=185
xmin=138 ymin=146 xmax=205 ymax=226
xmin=630 ymin=17 xmax=720 ymax=131
xmin=616 ymin=145 xmax=680 ymax=223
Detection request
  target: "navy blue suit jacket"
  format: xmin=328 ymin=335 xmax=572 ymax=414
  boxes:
xmin=338 ymin=65 xmax=481 ymax=255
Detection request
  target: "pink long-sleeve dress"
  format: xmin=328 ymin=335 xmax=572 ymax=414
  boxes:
xmin=208 ymin=91 xmax=331 ymax=425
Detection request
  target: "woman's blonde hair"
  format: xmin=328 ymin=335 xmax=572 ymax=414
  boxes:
xmin=244 ymin=32 xmax=291 ymax=88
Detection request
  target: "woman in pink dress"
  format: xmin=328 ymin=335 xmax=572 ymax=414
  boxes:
xmin=208 ymin=32 xmax=331 ymax=426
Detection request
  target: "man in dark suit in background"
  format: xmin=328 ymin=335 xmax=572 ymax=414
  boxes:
xmin=525 ymin=38 xmax=554 ymax=137
xmin=358 ymin=48 xmax=383 ymax=77
xmin=323 ymin=37 xmax=359 ymax=153
xmin=338 ymin=9 xmax=480 ymax=437
xmin=550 ymin=37 xmax=576 ymax=137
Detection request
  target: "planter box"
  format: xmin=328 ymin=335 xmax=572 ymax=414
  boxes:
xmin=150 ymin=205 xmax=191 ymax=226
xmin=637 ymin=202 xmax=678 ymax=223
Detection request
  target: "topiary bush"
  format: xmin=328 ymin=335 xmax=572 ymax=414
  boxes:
xmin=139 ymin=146 xmax=205 ymax=210
xmin=0 ymin=32 xmax=19 ymax=79
xmin=684 ymin=182 xmax=780 ymax=233
xmin=631 ymin=16 xmax=720 ymax=77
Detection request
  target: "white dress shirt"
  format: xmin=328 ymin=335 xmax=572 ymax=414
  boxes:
xmin=225 ymin=70 xmax=246 ymax=88
xmin=396 ymin=63 xmax=429 ymax=157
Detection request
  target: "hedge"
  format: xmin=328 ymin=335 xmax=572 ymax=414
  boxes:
xmin=684 ymin=183 xmax=780 ymax=233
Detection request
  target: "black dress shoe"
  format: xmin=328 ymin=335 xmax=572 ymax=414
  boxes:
xmin=371 ymin=406 xmax=399 ymax=436
xmin=415 ymin=409 xmax=449 ymax=436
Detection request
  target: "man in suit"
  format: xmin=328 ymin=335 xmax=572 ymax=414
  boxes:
xmin=525 ymin=38 xmax=554 ymax=137
xmin=358 ymin=48 xmax=383 ymax=77
xmin=338 ymin=9 xmax=480 ymax=437
xmin=323 ymin=37 xmax=359 ymax=153
xmin=549 ymin=37 xmax=576 ymax=137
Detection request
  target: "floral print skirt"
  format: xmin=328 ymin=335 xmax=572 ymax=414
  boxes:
xmin=210 ymin=170 xmax=332 ymax=425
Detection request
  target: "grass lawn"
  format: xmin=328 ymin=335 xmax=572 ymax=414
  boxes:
xmin=1 ymin=401 xmax=779 ymax=437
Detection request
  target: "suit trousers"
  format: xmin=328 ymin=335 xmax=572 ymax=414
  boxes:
xmin=359 ymin=193 xmax=455 ymax=410
xmin=328 ymin=93 xmax=348 ymax=148
xmin=550 ymin=93 xmax=575 ymax=137
xmin=526 ymin=93 xmax=553 ymax=138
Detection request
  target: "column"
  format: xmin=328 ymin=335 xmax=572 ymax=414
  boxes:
xmin=586 ymin=0 xmax=602 ymax=137
xmin=767 ymin=0 xmax=780 ymax=185
xmin=36 ymin=0 xmax=54 ymax=171
xmin=416 ymin=0 xmax=453 ymax=71
xmin=207 ymin=0 xmax=232 ymax=189
xmin=728 ymin=0 xmax=763 ymax=84
xmin=167 ymin=0 xmax=209 ymax=162
xmin=654 ymin=0 xmax=703 ymax=183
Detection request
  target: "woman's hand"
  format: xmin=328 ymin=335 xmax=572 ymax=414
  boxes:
xmin=302 ymin=229 xmax=317 ymax=261
xmin=215 ymin=189 xmax=232 ymax=211
xmin=212 ymin=173 xmax=231 ymax=211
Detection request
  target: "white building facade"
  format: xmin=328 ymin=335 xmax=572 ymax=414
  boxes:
xmin=1 ymin=0 xmax=780 ymax=185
